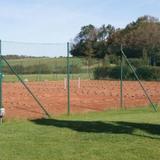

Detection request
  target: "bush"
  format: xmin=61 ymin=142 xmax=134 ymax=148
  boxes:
xmin=23 ymin=64 xmax=52 ymax=74
xmin=136 ymin=66 xmax=160 ymax=80
xmin=3 ymin=65 xmax=25 ymax=74
xmin=129 ymin=58 xmax=147 ymax=67
xmin=3 ymin=64 xmax=52 ymax=75
xmin=109 ymin=66 xmax=133 ymax=80
xmin=94 ymin=65 xmax=160 ymax=81
xmin=108 ymin=55 xmax=119 ymax=65
xmin=93 ymin=67 xmax=110 ymax=80
xmin=155 ymin=54 xmax=160 ymax=66
xmin=69 ymin=64 xmax=82 ymax=73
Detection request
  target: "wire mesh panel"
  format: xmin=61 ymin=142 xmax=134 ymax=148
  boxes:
xmin=1 ymin=40 xmax=160 ymax=119
xmin=120 ymin=56 xmax=160 ymax=110
xmin=68 ymin=52 xmax=120 ymax=114
xmin=1 ymin=41 xmax=69 ymax=118
xmin=68 ymin=46 xmax=160 ymax=113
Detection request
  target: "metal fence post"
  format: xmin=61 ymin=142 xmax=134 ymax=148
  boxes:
xmin=0 ymin=40 xmax=2 ymax=109
xmin=67 ymin=42 xmax=70 ymax=115
xmin=121 ymin=46 xmax=157 ymax=112
xmin=120 ymin=48 xmax=123 ymax=109
xmin=0 ymin=55 xmax=50 ymax=117
xmin=0 ymin=40 xmax=5 ymax=123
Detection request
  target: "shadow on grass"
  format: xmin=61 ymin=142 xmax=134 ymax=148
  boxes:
xmin=31 ymin=118 xmax=160 ymax=139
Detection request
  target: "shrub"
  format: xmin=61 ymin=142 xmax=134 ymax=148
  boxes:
xmin=3 ymin=65 xmax=25 ymax=74
xmin=108 ymin=55 xmax=119 ymax=65
xmin=69 ymin=64 xmax=82 ymax=73
xmin=109 ymin=66 xmax=133 ymax=80
xmin=136 ymin=66 xmax=160 ymax=80
xmin=129 ymin=58 xmax=147 ymax=67
xmin=23 ymin=64 xmax=52 ymax=74
xmin=93 ymin=65 xmax=160 ymax=81
xmin=93 ymin=67 xmax=110 ymax=80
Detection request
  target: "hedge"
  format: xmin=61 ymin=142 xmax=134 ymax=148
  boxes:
xmin=94 ymin=65 xmax=160 ymax=81
xmin=136 ymin=66 xmax=160 ymax=80
xmin=2 ymin=63 xmax=82 ymax=75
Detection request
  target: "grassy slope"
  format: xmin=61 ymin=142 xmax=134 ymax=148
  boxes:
xmin=6 ymin=57 xmax=99 ymax=67
xmin=3 ymin=57 xmax=96 ymax=82
xmin=0 ymin=108 xmax=160 ymax=160
xmin=6 ymin=57 xmax=67 ymax=67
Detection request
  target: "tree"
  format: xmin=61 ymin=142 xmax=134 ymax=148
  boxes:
xmin=107 ymin=15 xmax=160 ymax=60
xmin=71 ymin=24 xmax=115 ymax=58
xmin=71 ymin=15 xmax=160 ymax=66
xmin=75 ymin=24 xmax=97 ymax=43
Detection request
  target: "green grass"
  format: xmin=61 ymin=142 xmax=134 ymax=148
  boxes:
xmin=2 ymin=57 xmax=99 ymax=81
xmin=6 ymin=57 xmax=68 ymax=67
xmin=5 ymin=56 xmax=101 ymax=68
xmin=6 ymin=57 xmax=101 ymax=68
xmin=0 ymin=108 xmax=160 ymax=160
xmin=3 ymin=73 xmax=93 ymax=82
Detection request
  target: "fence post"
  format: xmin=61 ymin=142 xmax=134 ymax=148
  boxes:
xmin=38 ymin=60 xmax=41 ymax=81
xmin=0 ymin=40 xmax=5 ymax=123
xmin=120 ymin=46 xmax=123 ymax=109
xmin=64 ymin=78 xmax=67 ymax=90
xmin=1 ymin=55 xmax=50 ymax=117
xmin=78 ymin=76 xmax=81 ymax=89
xmin=67 ymin=42 xmax=70 ymax=115
xmin=121 ymin=46 xmax=157 ymax=112
xmin=0 ymin=40 xmax=2 ymax=109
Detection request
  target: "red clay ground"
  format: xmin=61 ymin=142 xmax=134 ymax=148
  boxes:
xmin=3 ymin=80 xmax=160 ymax=119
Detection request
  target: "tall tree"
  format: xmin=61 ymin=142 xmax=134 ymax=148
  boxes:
xmin=108 ymin=15 xmax=160 ymax=60
xmin=71 ymin=24 xmax=115 ymax=58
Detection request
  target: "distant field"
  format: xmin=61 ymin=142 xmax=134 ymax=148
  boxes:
xmin=6 ymin=57 xmax=68 ymax=67
xmin=5 ymin=57 xmax=101 ymax=68
xmin=3 ymin=57 xmax=101 ymax=82
xmin=2 ymin=57 xmax=100 ymax=82
xmin=0 ymin=108 xmax=160 ymax=160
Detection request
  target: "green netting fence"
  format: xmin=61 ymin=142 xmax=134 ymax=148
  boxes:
xmin=0 ymin=41 xmax=159 ymax=120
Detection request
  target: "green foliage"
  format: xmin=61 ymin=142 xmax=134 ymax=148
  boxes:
xmin=71 ymin=15 xmax=160 ymax=65
xmin=109 ymin=66 xmax=133 ymax=79
xmin=129 ymin=58 xmax=147 ymax=67
xmin=108 ymin=15 xmax=160 ymax=59
xmin=94 ymin=65 xmax=160 ymax=81
xmin=155 ymin=53 xmax=160 ymax=66
xmin=3 ymin=64 xmax=52 ymax=74
xmin=2 ymin=57 xmax=87 ymax=75
xmin=69 ymin=64 xmax=82 ymax=73
xmin=94 ymin=66 xmax=133 ymax=80
xmin=93 ymin=67 xmax=110 ymax=80
xmin=108 ymin=54 xmax=119 ymax=64
xmin=71 ymin=24 xmax=115 ymax=58
xmin=136 ymin=66 xmax=160 ymax=80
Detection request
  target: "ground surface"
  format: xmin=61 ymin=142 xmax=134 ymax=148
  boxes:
xmin=3 ymin=80 xmax=160 ymax=119
xmin=0 ymin=109 xmax=160 ymax=160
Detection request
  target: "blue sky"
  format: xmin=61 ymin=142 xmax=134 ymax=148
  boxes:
xmin=0 ymin=0 xmax=160 ymax=56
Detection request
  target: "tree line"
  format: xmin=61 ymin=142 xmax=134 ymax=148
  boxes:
xmin=71 ymin=15 xmax=160 ymax=66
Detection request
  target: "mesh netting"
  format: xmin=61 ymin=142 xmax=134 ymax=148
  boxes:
xmin=0 ymin=40 xmax=159 ymax=119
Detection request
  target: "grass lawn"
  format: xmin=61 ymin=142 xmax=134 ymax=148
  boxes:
xmin=0 ymin=108 xmax=160 ymax=160
xmin=3 ymin=73 xmax=92 ymax=82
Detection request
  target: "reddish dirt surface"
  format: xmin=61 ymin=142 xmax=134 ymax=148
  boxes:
xmin=3 ymin=80 xmax=160 ymax=119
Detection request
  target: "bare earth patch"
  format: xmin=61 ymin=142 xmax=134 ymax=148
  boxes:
xmin=3 ymin=80 xmax=160 ymax=119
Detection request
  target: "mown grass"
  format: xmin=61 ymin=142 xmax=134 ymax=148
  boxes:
xmin=3 ymin=73 xmax=93 ymax=82
xmin=0 ymin=108 xmax=160 ymax=160
xmin=6 ymin=57 xmax=101 ymax=68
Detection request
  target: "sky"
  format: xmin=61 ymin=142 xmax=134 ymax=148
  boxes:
xmin=0 ymin=0 xmax=160 ymax=56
